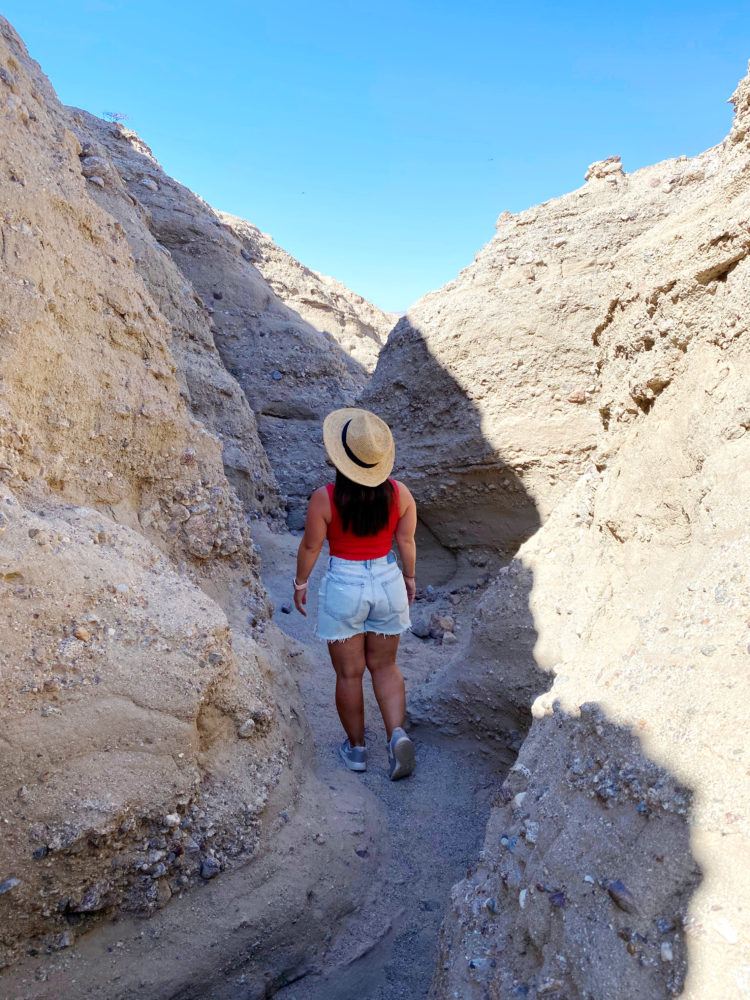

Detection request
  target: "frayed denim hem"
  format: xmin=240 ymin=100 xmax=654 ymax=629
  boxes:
xmin=314 ymin=633 xmax=355 ymax=644
xmin=314 ymin=624 xmax=411 ymax=644
xmin=365 ymin=625 xmax=412 ymax=638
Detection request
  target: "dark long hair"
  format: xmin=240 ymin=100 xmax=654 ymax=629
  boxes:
xmin=333 ymin=470 xmax=394 ymax=536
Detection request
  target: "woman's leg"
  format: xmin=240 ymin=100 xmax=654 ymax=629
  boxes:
xmin=328 ymin=634 xmax=367 ymax=746
xmin=364 ymin=633 xmax=405 ymax=740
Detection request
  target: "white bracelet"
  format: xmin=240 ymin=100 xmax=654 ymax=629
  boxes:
xmin=293 ymin=578 xmax=308 ymax=591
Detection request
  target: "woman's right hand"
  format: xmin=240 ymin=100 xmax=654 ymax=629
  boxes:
xmin=294 ymin=582 xmax=308 ymax=616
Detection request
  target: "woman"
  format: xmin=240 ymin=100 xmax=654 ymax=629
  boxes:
xmin=293 ymin=407 xmax=417 ymax=780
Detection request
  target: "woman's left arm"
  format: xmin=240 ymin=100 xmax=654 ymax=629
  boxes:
xmin=293 ymin=488 xmax=329 ymax=616
xmin=394 ymin=482 xmax=418 ymax=605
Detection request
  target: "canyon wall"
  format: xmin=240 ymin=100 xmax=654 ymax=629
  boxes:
xmin=2 ymin=10 xmax=749 ymax=998
xmin=219 ymin=211 xmax=394 ymax=372
xmin=66 ymin=112 xmax=393 ymax=524
xmin=417 ymin=71 xmax=750 ymax=1000
xmin=0 ymin=17 xmax=378 ymax=978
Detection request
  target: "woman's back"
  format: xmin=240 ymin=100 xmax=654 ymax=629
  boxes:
xmin=325 ymin=478 xmax=400 ymax=560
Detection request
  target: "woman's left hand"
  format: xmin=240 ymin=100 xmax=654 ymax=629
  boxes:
xmin=404 ymin=577 xmax=416 ymax=605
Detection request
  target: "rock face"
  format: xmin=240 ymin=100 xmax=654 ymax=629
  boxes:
xmin=0 ymin=14 xmax=277 ymax=965
xmin=0 ymin=494 xmax=288 ymax=962
xmin=219 ymin=212 xmax=394 ymax=372
xmin=362 ymin=176 xmax=610 ymax=556
xmin=68 ymin=111 xmax=280 ymax=521
xmin=68 ymin=114 xmax=394 ymax=524
xmin=3 ymin=8 xmax=750 ymax=998
xmin=422 ymin=71 xmax=750 ymax=1000
xmin=363 ymin=102 xmax=746 ymax=564
xmin=0 ymin=16 xmax=383 ymax=974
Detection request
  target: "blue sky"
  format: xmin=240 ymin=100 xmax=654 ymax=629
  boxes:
xmin=5 ymin=2 xmax=749 ymax=311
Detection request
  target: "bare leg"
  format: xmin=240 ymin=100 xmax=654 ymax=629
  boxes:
xmin=328 ymin=634 xmax=366 ymax=746
xmin=364 ymin=633 xmax=406 ymax=740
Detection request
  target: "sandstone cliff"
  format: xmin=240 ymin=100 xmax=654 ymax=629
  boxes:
xmin=3 ymin=10 xmax=749 ymax=999
xmin=67 ymin=114 xmax=393 ymax=524
xmin=412 ymin=71 xmax=750 ymax=1000
xmin=219 ymin=212 xmax=394 ymax=372
xmin=0 ymin=16 xmax=379 ymax=977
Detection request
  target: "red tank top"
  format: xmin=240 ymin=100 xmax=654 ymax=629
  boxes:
xmin=326 ymin=479 xmax=401 ymax=560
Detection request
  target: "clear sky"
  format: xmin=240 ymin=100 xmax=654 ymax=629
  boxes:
xmin=4 ymin=2 xmax=749 ymax=312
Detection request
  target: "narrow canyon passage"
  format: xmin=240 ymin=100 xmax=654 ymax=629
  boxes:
xmin=255 ymin=525 xmax=509 ymax=999
xmin=3 ymin=14 xmax=748 ymax=996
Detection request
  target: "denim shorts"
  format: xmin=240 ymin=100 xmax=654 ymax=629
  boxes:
xmin=316 ymin=552 xmax=412 ymax=643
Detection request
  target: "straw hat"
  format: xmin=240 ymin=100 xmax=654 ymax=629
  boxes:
xmin=323 ymin=408 xmax=395 ymax=487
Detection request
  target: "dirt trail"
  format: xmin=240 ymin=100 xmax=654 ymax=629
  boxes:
xmin=0 ymin=525 xmax=507 ymax=1000
xmin=255 ymin=525 xmax=507 ymax=999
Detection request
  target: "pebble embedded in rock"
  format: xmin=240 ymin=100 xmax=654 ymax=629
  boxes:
xmin=238 ymin=719 xmax=256 ymax=738
xmin=660 ymin=941 xmax=674 ymax=962
xmin=73 ymin=626 xmax=91 ymax=642
xmin=468 ymin=956 xmax=491 ymax=971
xmin=271 ymin=370 xmax=283 ymax=381
xmin=606 ymin=878 xmax=638 ymax=914
xmin=656 ymin=916 xmax=676 ymax=934
xmin=73 ymin=884 xmax=106 ymax=912
xmin=281 ymin=603 xmax=292 ymax=614
xmin=50 ymin=931 xmax=72 ymax=951
xmin=523 ymin=820 xmax=539 ymax=845
xmin=164 ymin=813 xmax=180 ymax=828
xmin=0 ymin=877 xmax=20 ymax=895
xmin=200 ymin=857 xmax=221 ymax=880
xmin=537 ymin=979 xmax=565 ymax=997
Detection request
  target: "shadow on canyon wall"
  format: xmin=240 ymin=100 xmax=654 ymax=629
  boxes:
xmin=378 ymin=322 xmax=701 ymax=997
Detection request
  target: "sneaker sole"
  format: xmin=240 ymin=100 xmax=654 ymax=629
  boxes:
xmin=389 ymin=736 xmax=415 ymax=781
xmin=339 ymin=746 xmax=366 ymax=772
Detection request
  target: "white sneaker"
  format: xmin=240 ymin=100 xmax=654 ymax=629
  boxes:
xmin=339 ymin=739 xmax=367 ymax=772
xmin=387 ymin=727 xmax=415 ymax=781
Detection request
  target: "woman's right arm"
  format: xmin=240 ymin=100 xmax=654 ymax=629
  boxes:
xmin=394 ymin=482 xmax=417 ymax=604
xmin=294 ymin=488 xmax=329 ymax=616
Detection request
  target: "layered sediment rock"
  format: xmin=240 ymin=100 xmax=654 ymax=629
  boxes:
xmin=3 ymin=7 xmax=750 ymax=996
xmin=68 ymin=111 xmax=280 ymax=521
xmin=70 ymin=115 xmax=393 ymax=523
xmin=424 ymin=69 xmax=750 ymax=1000
xmin=220 ymin=212 xmax=394 ymax=372
xmin=0 ymin=494 xmax=289 ymax=963
xmin=0 ymin=16 xmax=367 ymax=972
